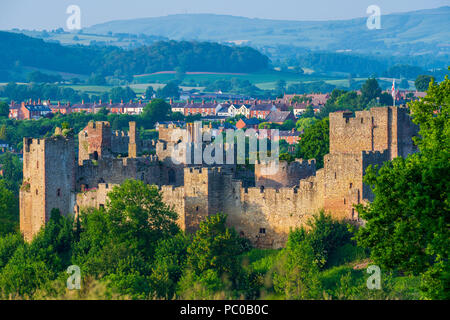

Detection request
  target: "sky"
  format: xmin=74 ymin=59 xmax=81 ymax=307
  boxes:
xmin=0 ymin=0 xmax=448 ymax=30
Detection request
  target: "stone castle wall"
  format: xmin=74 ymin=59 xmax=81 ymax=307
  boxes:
xmin=20 ymin=107 xmax=419 ymax=248
xmin=20 ymin=136 xmax=76 ymax=241
xmin=329 ymin=107 xmax=418 ymax=159
xmin=255 ymin=159 xmax=316 ymax=188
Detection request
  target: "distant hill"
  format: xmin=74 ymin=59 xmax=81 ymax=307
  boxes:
xmin=85 ymin=7 xmax=450 ymax=56
xmin=0 ymin=32 xmax=269 ymax=81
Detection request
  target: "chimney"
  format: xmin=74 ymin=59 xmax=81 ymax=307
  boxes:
xmin=121 ymin=99 xmax=123 ymax=104
xmin=170 ymin=98 xmax=173 ymax=104
xmin=47 ymin=99 xmax=51 ymax=106
xmin=82 ymin=99 xmax=84 ymax=105
xmin=109 ymin=99 xmax=112 ymax=105
xmin=129 ymin=100 xmax=132 ymax=104
xmin=57 ymin=101 xmax=61 ymax=107
xmin=201 ymin=99 xmax=205 ymax=105
xmin=214 ymin=100 xmax=216 ymax=104
xmin=38 ymin=98 xmax=41 ymax=105
xmin=139 ymin=100 xmax=141 ymax=105
xmin=99 ymin=99 xmax=102 ymax=104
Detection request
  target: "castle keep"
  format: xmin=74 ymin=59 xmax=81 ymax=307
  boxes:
xmin=20 ymin=107 xmax=418 ymax=248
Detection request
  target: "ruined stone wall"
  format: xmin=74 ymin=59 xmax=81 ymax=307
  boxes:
xmin=111 ymin=131 xmax=129 ymax=155
xmin=158 ymin=124 xmax=180 ymax=143
xmin=128 ymin=121 xmax=138 ymax=158
xmin=20 ymin=136 xmax=76 ymax=241
xmin=76 ymin=156 xmax=160 ymax=190
xmin=224 ymin=175 xmax=325 ymax=249
xmin=255 ymin=159 xmax=316 ymax=188
xmin=75 ymin=183 xmax=117 ymax=213
xmin=329 ymin=107 xmax=417 ymax=159
xmin=322 ymin=152 xmax=364 ymax=220
xmin=78 ymin=121 xmax=129 ymax=164
xmin=161 ymin=185 xmax=186 ymax=231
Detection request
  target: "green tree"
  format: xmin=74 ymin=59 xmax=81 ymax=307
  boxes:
xmin=0 ymin=102 xmax=9 ymax=118
xmin=0 ymin=152 xmax=22 ymax=193
xmin=272 ymin=229 xmax=322 ymax=299
xmin=156 ymin=81 xmax=180 ymax=99
xmin=295 ymin=117 xmax=316 ymax=132
xmin=150 ymin=232 xmax=189 ymax=299
xmin=142 ymin=98 xmax=171 ymax=123
xmin=0 ymin=210 xmax=75 ymax=299
xmin=105 ymin=179 xmax=179 ymax=256
xmin=0 ymin=180 xmax=19 ymax=235
xmin=360 ymin=78 xmax=382 ymax=106
xmin=355 ymin=72 xmax=449 ymax=299
xmin=178 ymin=213 xmax=247 ymax=299
xmin=415 ymin=75 xmax=435 ymax=92
xmin=295 ymin=118 xmax=329 ymax=169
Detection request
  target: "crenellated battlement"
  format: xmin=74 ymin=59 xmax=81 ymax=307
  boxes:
xmin=20 ymin=106 xmax=418 ymax=247
xmin=255 ymin=158 xmax=316 ymax=189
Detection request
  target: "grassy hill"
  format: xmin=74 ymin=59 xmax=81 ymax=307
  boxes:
xmin=85 ymin=7 xmax=450 ymax=56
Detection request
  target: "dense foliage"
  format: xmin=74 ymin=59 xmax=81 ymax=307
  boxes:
xmin=355 ymin=70 xmax=449 ymax=299
xmin=0 ymin=31 xmax=269 ymax=81
xmin=295 ymin=118 xmax=329 ymax=169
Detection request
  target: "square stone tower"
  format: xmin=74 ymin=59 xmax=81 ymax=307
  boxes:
xmin=20 ymin=135 xmax=76 ymax=241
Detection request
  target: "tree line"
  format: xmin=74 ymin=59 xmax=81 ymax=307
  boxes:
xmin=0 ymin=31 xmax=269 ymax=82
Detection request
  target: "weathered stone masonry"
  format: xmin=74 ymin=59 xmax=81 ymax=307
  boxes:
xmin=20 ymin=107 xmax=418 ymax=247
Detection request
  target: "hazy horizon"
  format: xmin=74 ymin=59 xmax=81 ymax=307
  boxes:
xmin=0 ymin=0 xmax=448 ymax=31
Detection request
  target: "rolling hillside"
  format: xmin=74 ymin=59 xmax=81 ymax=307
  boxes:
xmin=85 ymin=7 xmax=450 ymax=56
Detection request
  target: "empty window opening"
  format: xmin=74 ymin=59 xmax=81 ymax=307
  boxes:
xmin=57 ymin=189 xmax=61 ymax=197
xmin=259 ymin=228 xmax=266 ymax=234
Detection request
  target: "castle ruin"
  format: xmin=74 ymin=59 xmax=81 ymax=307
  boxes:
xmin=19 ymin=107 xmax=418 ymax=248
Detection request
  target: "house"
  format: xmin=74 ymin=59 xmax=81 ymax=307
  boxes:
xmin=308 ymin=93 xmax=330 ymax=106
xmin=215 ymin=103 xmax=234 ymax=117
xmin=71 ymin=101 xmax=95 ymax=113
xmin=278 ymin=129 xmax=301 ymax=145
xmin=265 ymin=111 xmax=296 ymax=124
xmin=232 ymin=104 xmax=250 ymax=118
xmin=183 ymin=100 xmax=217 ymax=116
xmin=123 ymin=100 xmax=144 ymax=115
xmin=50 ymin=101 xmax=72 ymax=115
xmin=292 ymin=103 xmax=308 ymax=117
xmin=235 ymin=117 xmax=260 ymax=130
xmin=171 ymin=101 xmax=187 ymax=114
xmin=10 ymin=101 xmax=52 ymax=120
xmin=249 ymin=103 xmax=277 ymax=119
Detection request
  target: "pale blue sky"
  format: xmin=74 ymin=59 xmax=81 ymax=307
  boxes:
xmin=0 ymin=0 xmax=448 ymax=30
